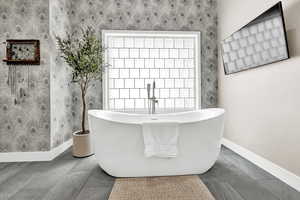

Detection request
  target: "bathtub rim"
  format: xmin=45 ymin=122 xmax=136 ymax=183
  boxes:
xmin=88 ymin=108 xmax=225 ymax=125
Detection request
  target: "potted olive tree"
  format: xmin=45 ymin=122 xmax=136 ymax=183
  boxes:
xmin=56 ymin=27 xmax=105 ymax=157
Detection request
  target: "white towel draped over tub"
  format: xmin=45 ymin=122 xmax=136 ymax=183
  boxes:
xmin=142 ymin=121 xmax=179 ymax=158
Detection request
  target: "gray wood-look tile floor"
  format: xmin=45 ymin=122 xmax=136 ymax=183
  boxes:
xmin=0 ymin=146 xmax=299 ymax=200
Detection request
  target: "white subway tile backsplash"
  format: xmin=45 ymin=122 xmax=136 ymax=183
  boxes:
xmin=119 ymin=49 xmax=129 ymax=58
xmin=164 ymin=38 xmax=174 ymax=48
xmin=145 ymin=59 xmax=155 ymax=68
xmin=184 ymin=39 xmax=194 ymax=48
xmin=114 ymin=79 xmax=124 ymax=88
xmin=149 ymin=49 xmax=159 ymax=58
xmin=170 ymin=88 xmax=179 ymax=98
xmin=157 ymin=99 xmax=165 ymax=109
xmin=125 ymin=79 xmax=134 ymax=88
xmin=179 ymin=49 xmax=189 ymax=58
xmin=184 ymin=59 xmax=194 ymax=68
xmin=179 ymin=69 xmax=189 ymax=78
xmin=113 ymin=37 xmax=124 ymax=48
xmin=120 ymin=69 xmax=129 ymax=78
xmin=110 ymin=89 xmax=119 ymax=98
xmin=165 ymin=59 xmax=174 ymax=68
xmin=130 ymin=49 xmax=139 ymax=58
xmin=189 ymin=89 xmax=195 ymax=97
xmin=145 ymin=38 xmax=154 ymax=48
xmin=185 ymin=79 xmax=194 ymax=88
xmin=109 ymin=69 xmax=119 ymax=78
xmin=135 ymin=99 xmax=145 ymax=108
xmin=135 ymin=59 xmax=145 ymax=68
xmin=174 ymin=59 xmax=184 ymax=68
xmin=140 ymin=49 xmax=149 ymax=58
xmin=154 ymin=38 xmax=164 ymax=48
xmin=135 ymin=79 xmax=145 ymax=88
xmin=124 ymin=59 xmax=134 ymax=68
xmin=165 ymin=79 xmax=174 ymax=88
xmin=175 ymin=79 xmax=184 ymax=88
xmin=154 ymin=59 xmax=164 ymax=68
xmin=140 ymin=69 xmax=150 ymax=78
xmin=134 ymin=38 xmax=144 ymax=48
xmin=109 ymin=99 xmax=115 ymax=109
xmin=155 ymin=79 xmax=165 ymax=88
xmin=120 ymin=89 xmax=130 ymax=98
xmin=170 ymin=69 xmax=179 ymax=78
xmin=169 ymin=49 xmax=179 ymax=58
xmin=130 ymin=89 xmax=140 ymax=98
xmin=124 ymin=37 xmax=134 ymax=48
xmin=159 ymin=49 xmax=169 ymax=58
xmin=109 ymin=79 xmax=114 ymax=88
xmin=174 ymin=39 xmax=184 ymax=48
xmin=107 ymin=37 xmax=114 ymax=48
xmin=125 ymin=99 xmax=134 ymax=108
xmin=140 ymin=89 xmax=148 ymax=98
xmin=150 ymin=69 xmax=159 ymax=78
xmin=154 ymin=88 xmax=159 ymax=97
xmin=160 ymin=89 xmax=169 ymax=98
xmin=188 ymin=49 xmax=194 ymax=58
xmin=107 ymin=34 xmax=197 ymax=111
xmin=189 ymin=69 xmax=195 ymax=78
xmin=114 ymin=59 xmax=124 ymax=68
xmin=109 ymin=48 xmax=119 ymax=58
xmin=185 ymin=98 xmax=194 ymax=108
xmin=130 ymin=69 xmax=140 ymax=78
xmin=160 ymin=69 xmax=169 ymax=78
xmin=165 ymin=99 xmax=174 ymax=108
xmin=115 ymin=99 xmax=124 ymax=109
xmin=175 ymin=99 xmax=184 ymax=107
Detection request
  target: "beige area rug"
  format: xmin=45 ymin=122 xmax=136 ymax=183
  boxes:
xmin=108 ymin=175 xmax=215 ymax=200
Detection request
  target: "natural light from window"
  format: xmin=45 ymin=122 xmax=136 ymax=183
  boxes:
xmin=102 ymin=30 xmax=201 ymax=113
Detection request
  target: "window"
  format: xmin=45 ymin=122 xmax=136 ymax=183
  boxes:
xmin=102 ymin=30 xmax=201 ymax=113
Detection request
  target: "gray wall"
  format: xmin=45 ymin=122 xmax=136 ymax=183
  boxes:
xmin=219 ymin=0 xmax=300 ymax=176
xmin=49 ymin=0 xmax=73 ymax=148
xmin=68 ymin=0 xmax=218 ymax=108
xmin=0 ymin=0 xmax=50 ymax=152
xmin=0 ymin=0 xmax=218 ymax=152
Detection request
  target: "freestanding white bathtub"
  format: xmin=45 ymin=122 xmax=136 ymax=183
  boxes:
xmin=88 ymin=108 xmax=225 ymax=177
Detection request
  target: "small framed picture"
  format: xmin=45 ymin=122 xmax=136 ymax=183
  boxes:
xmin=3 ymin=40 xmax=40 ymax=65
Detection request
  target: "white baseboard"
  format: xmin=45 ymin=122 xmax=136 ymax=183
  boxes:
xmin=0 ymin=139 xmax=73 ymax=163
xmin=222 ymin=138 xmax=300 ymax=192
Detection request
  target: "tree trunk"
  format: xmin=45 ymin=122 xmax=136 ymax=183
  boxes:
xmin=81 ymin=84 xmax=86 ymax=134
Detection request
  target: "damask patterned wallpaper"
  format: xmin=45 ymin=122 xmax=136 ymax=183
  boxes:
xmin=0 ymin=0 xmax=217 ymax=152
xmin=49 ymin=0 xmax=102 ymax=148
xmin=68 ymin=0 xmax=218 ymax=107
xmin=0 ymin=0 xmax=50 ymax=152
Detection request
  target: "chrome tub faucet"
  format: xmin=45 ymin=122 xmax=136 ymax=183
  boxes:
xmin=147 ymin=81 xmax=158 ymax=114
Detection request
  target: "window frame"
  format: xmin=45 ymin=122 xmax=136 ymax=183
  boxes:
xmin=102 ymin=30 xmax=201 ymax=111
